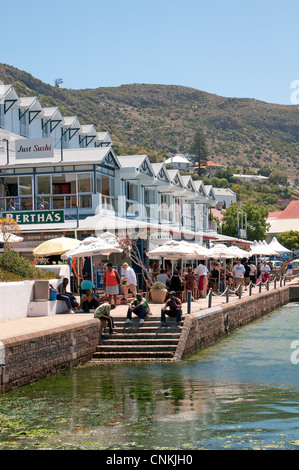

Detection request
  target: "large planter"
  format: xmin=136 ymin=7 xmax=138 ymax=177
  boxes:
xmin=150 ymin=288 xmax=168 ymax=303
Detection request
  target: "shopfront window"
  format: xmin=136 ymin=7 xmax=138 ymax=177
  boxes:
xmin=77 ymin=173 xmax=92 ymax=193
xmin=37 ymin=175 xmax=51 ymax=195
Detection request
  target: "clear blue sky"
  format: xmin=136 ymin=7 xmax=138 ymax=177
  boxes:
xmin=2 ymin=0 xmax=299 ymax=104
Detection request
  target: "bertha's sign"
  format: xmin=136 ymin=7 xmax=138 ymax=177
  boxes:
xmin=15 ymin=138 xmax=54 ymax=159
xmin=2 ymin=210 xmax=65 ymax=225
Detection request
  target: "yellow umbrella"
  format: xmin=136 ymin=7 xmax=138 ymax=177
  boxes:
xmin=33 ymin=237 xmax=80 ymax=256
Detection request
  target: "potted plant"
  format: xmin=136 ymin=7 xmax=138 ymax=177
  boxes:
xmin=150 ymin=281 xmax=168 ymax=303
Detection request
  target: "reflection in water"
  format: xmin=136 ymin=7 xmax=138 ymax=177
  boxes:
xmin=0 ymin=303 xmax=299 ymax=449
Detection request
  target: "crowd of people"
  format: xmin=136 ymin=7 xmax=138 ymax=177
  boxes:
xmin=53 ymin=255 xmax=296 ymax=332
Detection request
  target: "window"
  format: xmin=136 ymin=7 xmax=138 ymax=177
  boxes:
xmin=0 ymin=104 xmax=4 ymax=128
xmin=37 ymin=175 xmax=51 ymax=195
xmin=126 ymin=182 xmax=138 ymax=201
xmin=77 ymin=173 xmax=93 ymax=193
xmin=19 ymin=176 xmax=32 ymax=195
xmin=20 ymin=111 xmax=29 ymax=138
xmin=42 ymin=121 xmax=50 ymax=138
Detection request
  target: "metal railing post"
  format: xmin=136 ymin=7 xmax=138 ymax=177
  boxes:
xmin=208 ymin=288 xmax=213 ymax=308
xmin=187 ymin=290 xmax=192 ymax=314
xmin=226 ymin=287 xmax=229 ymax=303
xmin=238 ymin=282 xmax=242 ymax=299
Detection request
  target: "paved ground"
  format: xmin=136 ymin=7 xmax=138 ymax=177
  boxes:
xmin=0 ymin=279 xmax=296 ymax=341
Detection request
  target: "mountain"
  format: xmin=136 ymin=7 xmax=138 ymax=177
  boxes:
xmin=1 ymin=63 xmax=299 ymax=179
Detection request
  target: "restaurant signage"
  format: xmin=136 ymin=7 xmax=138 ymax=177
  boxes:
xmin=2 ymin=210 xmax=65 ymax=225
xmin=149 ymin=231 xmax=172 ymax=244
xmin=15 ymin=137 xmax=54 ymax=159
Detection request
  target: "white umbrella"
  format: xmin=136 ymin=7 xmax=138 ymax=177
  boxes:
xmin=147 ymin=240 xmax=196 ymax=259
xmin=147 ymin=240 xmax=198 ymax=275
xmin=0 ymin=232 xmax=23 ymax=243
xmin=61 ymin=232 xmax=123 ymax=284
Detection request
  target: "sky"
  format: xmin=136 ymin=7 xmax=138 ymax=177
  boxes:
xmin=2 ymin=0 xmax=299 ymax=105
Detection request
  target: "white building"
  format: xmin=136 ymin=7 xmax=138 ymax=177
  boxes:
xmin=0 ymin=82 xmax=251 ymax=263
xmin=213 ymin=188 xmax=236 ymax=208
xmin=164 ymin=154 xmax=194 ymax=172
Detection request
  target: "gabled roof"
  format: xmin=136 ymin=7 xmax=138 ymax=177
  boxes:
xmin=80 ymin=124 xmax=97 ymax=135
xmin=166 ymin=169 xmax=184 ymax=188
xmin=42 ymin=107 xmax=63 ymax=120
xmin=213 ymin=188 xmax=236 ymax=197
xmin=181 ymin=175 xmax=196 ymax=192
xmin=151 ymin=162 xmax=171 ymax=183
xmin=193 ymin=179 xmax=208 ymax=196
xmin=117 ymin=155 xmax=154 ymax=176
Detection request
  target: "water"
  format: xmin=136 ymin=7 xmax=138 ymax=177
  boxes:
xmin=1 ymin=303 xmax=299 ymax=450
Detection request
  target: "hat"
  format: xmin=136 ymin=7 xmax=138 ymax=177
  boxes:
xmin=170 ymin=291 xmax=176 ymax=296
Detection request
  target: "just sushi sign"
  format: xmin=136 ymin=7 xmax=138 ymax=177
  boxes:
xmin=15 ymin=138 xmax=54 ymax=159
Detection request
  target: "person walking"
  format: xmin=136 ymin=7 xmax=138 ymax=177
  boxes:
xmin=194 ymin=261 xmax=208 ymax=297
xmin=261 ymin=260 xmax=271 ymax=283
xmin=249 ymin=261 xmax=257 ymax=284
xmin=103 ymin=263 xmax=121 ymax=307
xmin=232 ymin=260 xmax=245 ymax=291
xmin=121 ymin=262 xmax=137 ymax=300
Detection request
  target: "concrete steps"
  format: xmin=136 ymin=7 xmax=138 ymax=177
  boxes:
xmin=91 ymin=315 xmax=184 ymax=363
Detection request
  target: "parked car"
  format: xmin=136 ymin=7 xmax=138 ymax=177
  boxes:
xmin=291 ymin=260 xmax=299 ymax=270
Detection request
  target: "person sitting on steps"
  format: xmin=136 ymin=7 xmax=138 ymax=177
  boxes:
xmin=125 ymin=293 xmax=149 ymax=324
xmin=94 ymin=302 xmax=115 ymax=334
xmin=80 ymin=289 xmax=100 ymax=312
xmin=161 ymin=291 xmax=182 ymax=327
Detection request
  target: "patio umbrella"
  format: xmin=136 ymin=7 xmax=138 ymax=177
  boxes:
xmin=147 ymin=240 xmax=197 ymax=274
xmin=204 ymin=244 xmax=234 ymax=290
xmin=0 ymin=232 xmax=23 ymax=243
xmin=61 ymin=232 xmax=123 ymax=283
xmin=147 ymin=240 xmax=196 ymax=259
xmin=32 ymin=237 xmax=80 ymax=256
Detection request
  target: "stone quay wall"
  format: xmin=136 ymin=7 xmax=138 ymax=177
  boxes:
xmin=174 ymin=285 xmax=295 ymax=361
xmin=0 ymin=319 xmax=101 ymax=394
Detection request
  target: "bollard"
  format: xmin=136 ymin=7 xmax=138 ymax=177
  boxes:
xmin=274 ymin=277 xmax=276 ymax=289
xmin=238 ymin=283 xmax=242 ymax=299
xmin=267 ymin=279 xmax=269 ymax=291
xmin=280 ymin=276 xmax=282 ymax=287
xmin=249 ymin=281 xmax=252 ymax=296
xmin=208 ymin=288 xmax=212 ymax=308
xmin=187 ymin=290 xmax=192 ymax=314
xmin=226 ymin=287 xmax=229 ymax=303
xmin=259 ymin=282 xmax=262 ymax=293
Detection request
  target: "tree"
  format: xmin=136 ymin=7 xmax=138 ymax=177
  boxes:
xmin=222 ymin=201 xmax=269 ymax=241
xmin=189 ymin=127 xmax=208 ymax=177
xmin=277 ymin=231 xmax=299 ymax=250
xmin=0 ymin=217 xmax=21 ymax=252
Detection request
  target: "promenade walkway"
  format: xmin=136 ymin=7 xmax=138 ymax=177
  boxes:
xmin=0 ymin=278 xmax=295 ymax=342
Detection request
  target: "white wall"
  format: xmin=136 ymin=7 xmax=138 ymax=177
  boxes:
xmin=0 ymin=265 xmax=69 ymax=321
xmin=0 ymin=280 xmax=34 ymax=321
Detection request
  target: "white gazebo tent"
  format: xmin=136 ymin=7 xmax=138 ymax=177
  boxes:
xmin=268 ymin=237 xmax=291 ymax=254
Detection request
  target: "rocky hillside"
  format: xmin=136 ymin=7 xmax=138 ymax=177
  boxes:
xmin=1 ymin=63 xmax=299 ymax=178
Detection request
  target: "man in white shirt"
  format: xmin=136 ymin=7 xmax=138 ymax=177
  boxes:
xmin=261 ymin=261 xmax=271 ymax=282
xmin=233 ymin=260 xmax=245 ymax=290
xmin=194 ymin=262 xmax=209 ymax=298
xmin=121 ymin=263 xmax=137 ymax=300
